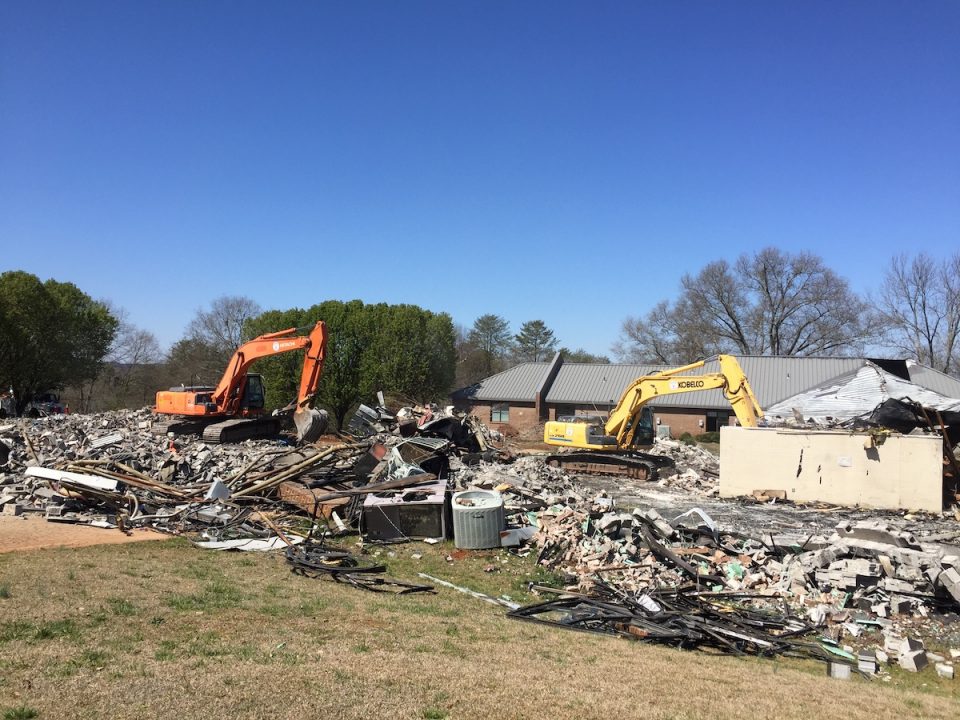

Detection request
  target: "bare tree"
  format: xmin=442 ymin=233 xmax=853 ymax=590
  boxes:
xmin=615 ymin=248 xmax=875 ymax=363
xmin=186 ymin=295 xmax=262 ymax=358
xmin=879 ymin=252 xmax=960 ymax=374
xmin=67 ymin=304 xmax=162 ymax=411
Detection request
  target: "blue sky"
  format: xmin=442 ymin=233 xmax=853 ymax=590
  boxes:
xmin=2 ymin=1 xmax=957 ymax=356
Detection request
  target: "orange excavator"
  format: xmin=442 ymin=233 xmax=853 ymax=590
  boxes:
xmin=154 ymin=321 xmax=329 ymax=444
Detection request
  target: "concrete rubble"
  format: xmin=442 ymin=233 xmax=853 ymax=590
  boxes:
xmin=3 ymin=407 xmax=959 ymax=677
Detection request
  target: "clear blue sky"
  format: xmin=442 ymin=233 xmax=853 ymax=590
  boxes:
xmin=2 ymin=1 xmax=957 ymax=356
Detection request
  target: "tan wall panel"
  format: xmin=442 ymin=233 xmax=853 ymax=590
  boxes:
xmin=719 ymin=427 xmax=943 ymax=513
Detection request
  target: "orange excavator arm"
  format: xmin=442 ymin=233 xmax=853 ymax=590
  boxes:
xmin=212 ymin=321 xmax=327 ymax=416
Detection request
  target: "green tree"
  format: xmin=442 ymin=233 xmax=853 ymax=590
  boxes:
xmin=465 ymin=314 xmax=511 ymax=377
xmin=514 ymin=320 xmax=558 ymax=362
xmin=0 ymin=271 xmax=117 ymax=414
xmin=559 ymin=347 xmax=611 ymax=363
xmin=244 ymin=300 xmax=457 ymax=430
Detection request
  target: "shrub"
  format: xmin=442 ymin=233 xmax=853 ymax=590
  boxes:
xmin=679 ymin=432 xmax=695 ymax=445
xmin=695 ymin=431 xmax=720 ymax=443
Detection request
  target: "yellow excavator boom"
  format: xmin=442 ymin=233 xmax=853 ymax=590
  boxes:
xmin=544 ymin=354 xmax=763 ymax=450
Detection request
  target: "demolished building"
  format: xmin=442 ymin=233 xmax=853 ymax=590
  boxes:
xmin=721 ymin=361 xmax=960 ymax=512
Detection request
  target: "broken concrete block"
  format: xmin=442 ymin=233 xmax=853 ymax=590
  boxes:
xmin=890 ymin=596 xmax=912 ymax=615
xmin=935 ymin=663 xmax=954 ymax=680
xmin=900 ymin=650 xmax=928 ymax=672
xmin=827 ymin=661 xmax=851 ymax=680
xmin=902 ymin=637 xmax=925 ymax=653
xmin=858 ymin=651 xmax=878 ymax=674
xmin=937 ymin=567 xmax=960 ymax=605
xmin=636 ymin=508 xmax=675 ymax=540
xmin=881 ymin=577 xmax=916 ymax=594
xmin=875 ymin=649 xmax=889 ymax=664
xmin=835 ymin=520 xmax=920 ymax=549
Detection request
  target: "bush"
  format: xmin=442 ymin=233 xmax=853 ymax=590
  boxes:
xmin=678 ymin=432 xmax=695 ymax=445
xmin=695 ymin=431 xmax=720 ymax=443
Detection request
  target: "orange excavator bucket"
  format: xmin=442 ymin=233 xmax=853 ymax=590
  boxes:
xmin=293 ymin=406 xmax=328 ymax=443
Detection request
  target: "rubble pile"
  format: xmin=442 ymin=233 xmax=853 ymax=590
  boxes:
xmin=0 ymin=408 xmax=492 ymax=548
xmin=507 ymin=463 xmax=960 ymax=675
xmin=4 ymin=407 xmax=960 ymax=676
xmin=648 ymin=437 xmax=721 ymax=495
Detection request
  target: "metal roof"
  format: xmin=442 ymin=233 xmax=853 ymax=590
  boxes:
xmin=546 ymin=363 xmax=665 ymax=406
xmin=906 ymin=362 xmax=960 ymax=399
xmin=455 ymin=355 xmax=960 ymax=411
xmin=545 ymin=356 xmax=867 ymax=410
xmin=766 ymin=363 xmax=960 ymax=422
xmin=453 ymin=362 xmax=550 ymax=403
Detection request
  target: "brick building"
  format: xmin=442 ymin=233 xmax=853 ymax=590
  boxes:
xmin=451 ymin=354 xmax=960 ymax=438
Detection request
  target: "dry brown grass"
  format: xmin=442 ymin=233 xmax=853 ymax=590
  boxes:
xmin=0 ymin=537 xmax=957 ymax=720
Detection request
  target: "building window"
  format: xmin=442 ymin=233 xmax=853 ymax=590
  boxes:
xmin=491 ymin=403 xmax=509 ymax=423
xmin=705 ymin=411 xmax=731 ymax=432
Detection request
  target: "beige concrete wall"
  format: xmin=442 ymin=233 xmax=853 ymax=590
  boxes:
xmin=719 ymin=427 xmax=943 ymax=513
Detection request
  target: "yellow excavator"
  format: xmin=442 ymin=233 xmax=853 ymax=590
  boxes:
xmin=543 ymin=355 xmax=763 ymax=479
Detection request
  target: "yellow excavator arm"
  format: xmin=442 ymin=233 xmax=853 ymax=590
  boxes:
xmin=544 ymin=355 xmax=763 ymax=450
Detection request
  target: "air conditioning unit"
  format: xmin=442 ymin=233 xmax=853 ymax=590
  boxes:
xmin=361 ymin=478 xmax=450 ymax=541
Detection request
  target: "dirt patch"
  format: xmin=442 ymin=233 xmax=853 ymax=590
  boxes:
xmin=0 ymin=516 xmax=169 ymax=553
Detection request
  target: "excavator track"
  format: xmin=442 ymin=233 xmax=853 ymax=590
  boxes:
xmin=201 ymin=416 xmax=284 ymax=444
xmin=544 ymin=451 xmax=675 ymax=481
xmin=151 ymin=418 xmax=216 ymax=437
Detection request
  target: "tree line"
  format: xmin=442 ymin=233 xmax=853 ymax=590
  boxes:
xmin=1 ymin=249 xmax=957 ymax=419
xmin=611 ymin=248 xmax=959 ymax=375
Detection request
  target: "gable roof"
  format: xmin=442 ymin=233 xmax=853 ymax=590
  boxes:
xmin=452 ymin=362 xmax=549 ymax=403
xmin=545 ymin=356 xmax=867 ymax=410
xmin=454 ymin=355 xmax=960 ymax=411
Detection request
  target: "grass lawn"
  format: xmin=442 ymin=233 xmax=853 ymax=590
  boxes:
xmin=0 ymin=537 xmax=958 ymax=720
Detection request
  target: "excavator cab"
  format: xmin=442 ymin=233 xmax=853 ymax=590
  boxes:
xmin=620 ymin=406 xmax=655 ymax=447
xmin=239 ymin=374 xmax=265 ymax=411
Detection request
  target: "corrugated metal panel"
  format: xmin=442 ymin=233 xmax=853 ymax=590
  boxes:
xmin=766 ymin=363 xmax=960 ymax=421
xmin=545 ymin=356 xmax=866 ymax=410
xmin=907 ymin=362 xmax=960 ymax=399
xmin=546 ymin=363 xmax=666 ymax=405
xmin=457 ymin=363 xmax=549 ymax=402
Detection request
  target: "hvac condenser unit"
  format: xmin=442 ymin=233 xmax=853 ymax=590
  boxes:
xmin=451 ymin=489 xmax=505 ymax=550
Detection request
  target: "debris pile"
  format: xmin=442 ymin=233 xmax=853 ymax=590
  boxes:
xmin=0 ymin=409 xmax=480 ymax=554
xmin=508 ymin=466 xmax=960 ymax=674
xmin=3 ymin=407 xmax=959 ymax=675
xmin=648 ymin=437 xmax=721 ymax=495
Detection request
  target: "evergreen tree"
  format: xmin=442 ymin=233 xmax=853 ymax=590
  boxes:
xmin=514 ymin=320 xmax=558 ymax=362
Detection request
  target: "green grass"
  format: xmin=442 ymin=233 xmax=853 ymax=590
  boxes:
xmin=106 ymin=598 xmax=138 ymax=616
xmin=164 ymin=578 xmax=245 ymax=612
xmin=3 ymin=707 xmax=38 ymax=720
xmin=0 ymin=536 xmax=956 ymax=720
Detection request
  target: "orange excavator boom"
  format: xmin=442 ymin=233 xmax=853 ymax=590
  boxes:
xmin=211 ymin=322 xmax=327 ymax=416
xmin=154 ymin=320 xmax=328 ymax=443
